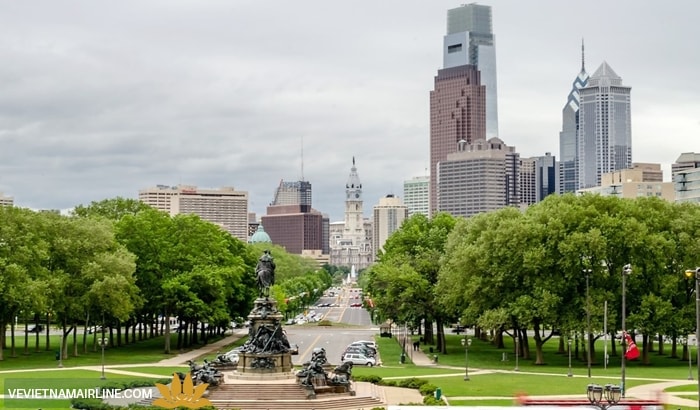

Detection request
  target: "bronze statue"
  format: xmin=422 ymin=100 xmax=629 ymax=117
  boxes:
xmin=256 ymin=250 xmax=275 ymax=298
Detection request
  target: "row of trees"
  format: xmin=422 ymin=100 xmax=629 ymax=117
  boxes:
xmin=365 ymin=194 xmax=700 ymax=366
xmin=0 ymin=198 xmax=331 ymax=361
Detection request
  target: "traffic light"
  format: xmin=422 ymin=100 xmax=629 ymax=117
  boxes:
xmin=685 ymin=268 xmax=700 ymax=279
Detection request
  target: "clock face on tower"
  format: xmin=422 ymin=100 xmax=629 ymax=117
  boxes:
xmin=355 ymin=193 xmax=360 ymax=198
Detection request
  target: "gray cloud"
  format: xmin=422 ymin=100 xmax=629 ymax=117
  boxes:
xmin=0 ymin=0 xmax=697 ymax=221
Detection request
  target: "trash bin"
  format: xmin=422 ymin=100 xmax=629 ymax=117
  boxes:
xmin=400 ymin=353 xmax=406 ymax=364
xmin=435 ymin=387 xmax=442 ymax=400
xmin=55 ymin=351 xmax=60 ymax=360
xmin=429 ymin=347 xmax=434 ymax=353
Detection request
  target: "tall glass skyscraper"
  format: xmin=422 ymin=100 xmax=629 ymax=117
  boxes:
xmin=578 ymin=62 xmax=632 ymax=189
xmin=559 ymin=43 xmax=589 ymax=193
xmin=443 ymin=3 xmax=499 ymax=139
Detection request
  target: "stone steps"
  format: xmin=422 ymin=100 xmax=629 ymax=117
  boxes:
xmin=207 ymin=381 xmax=384 ymax=410
xmin=211 ymin=396 xmax=384 ymax=410
xmin=209 ymin=383 xmax=308 ymax=400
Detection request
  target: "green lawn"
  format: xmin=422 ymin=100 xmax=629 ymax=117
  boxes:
xmin=0 ymin=329 xmax=697 ymax=408
xmin=0 ymin=333 xmax=225 ymax=370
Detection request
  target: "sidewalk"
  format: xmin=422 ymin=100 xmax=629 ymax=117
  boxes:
xmin=157 ymin=329 xmax=246 ymax=366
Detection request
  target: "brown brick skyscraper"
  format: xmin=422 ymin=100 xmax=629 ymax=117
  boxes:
xmin=429 ymin=64 xmax=486 ymax=216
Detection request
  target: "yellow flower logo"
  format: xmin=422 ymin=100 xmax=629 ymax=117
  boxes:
xmin=153 ymin=372 xmax=212 ymax=409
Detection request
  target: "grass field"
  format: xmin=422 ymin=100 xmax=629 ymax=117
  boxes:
xmin=0 ymin=328 xmax=698 ymax=409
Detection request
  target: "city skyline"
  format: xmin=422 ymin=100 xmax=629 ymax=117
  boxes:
xmin=0 ymin=1 xmax=697 ymax=222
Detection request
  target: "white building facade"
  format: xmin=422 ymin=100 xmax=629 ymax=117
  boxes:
xmin=372 ymin=195 xmax=409 ymax=261
xmin=139 ymin=184 xmax=249 ymax=242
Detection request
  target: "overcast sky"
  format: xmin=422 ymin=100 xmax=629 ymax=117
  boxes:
xmin=0 ymin=1 xmax=698 ymax=222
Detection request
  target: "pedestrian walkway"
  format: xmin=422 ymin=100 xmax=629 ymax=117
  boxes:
xmin=157 ymin=329 xmax=246 ymax=366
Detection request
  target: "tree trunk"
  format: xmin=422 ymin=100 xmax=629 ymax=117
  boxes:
xmin=34 ymin=313 xmax=40 ymax=353
xmin=23 ymin=316 xmax=29 ymax=355
xmin=642 ymin=334 xmax=650 ymax=365
xmin=72 ymin=324 xmax=78 ymax=357
xmin=423 ymin=319 xmax=434 ymax=345
xmin=10 ymin=319 xmax=17 ymax=358
xmin=0 ymin=319 xmax=5 ymax=360
xmin=163 ymin=310 xmax=171 ymax=354
xmin=44 ymin=313 xmax=51 ymax=351
xmin=82 ymin=312 xmax=90 ymax=354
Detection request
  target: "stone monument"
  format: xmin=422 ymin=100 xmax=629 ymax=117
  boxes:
xmin=236 ymin=250 xmax=294 ymax=375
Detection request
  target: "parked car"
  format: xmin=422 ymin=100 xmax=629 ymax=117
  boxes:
xmin=289 ymin=343 xmax=299 ymax=355
xmin=342 ymin=346 xmax=375 ymax=359
xmin=347 ymin=342 xmax=377 ymax=355
xmin=223 ymin=349 xmax=240 ymax=365
xmin=27 ymin=325 xmax=44 ymax=333
xmin=342 ymin=353 xmax=376 ymax=367
xmin=353 ymin=340 xmax=377 ymax=350
xmin=87 ymin=325 xmax=104 ymax=334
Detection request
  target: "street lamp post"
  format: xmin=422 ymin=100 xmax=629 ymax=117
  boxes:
xmin=461 ymin=338 xmax=472 ymax=381
xmin=587 ymin=383 xmax=622 ymax=410
xmin=687 ymin=337 xmax=694 ymax=381
xmin=684 ymin=267 xmax=700 ymax=409
xmin=98 ymin=337 xmax=108 ymax=380
xmin=584 ymin=263 xmax=593 ymax=379
xmin=567 ymin=338 xmax=573 ymax=377
xmin=621 ymin=263 xmax=632 ymax=397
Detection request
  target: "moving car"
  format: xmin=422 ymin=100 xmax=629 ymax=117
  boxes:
xmin=27 ymin=325 xmax=44 ymax=333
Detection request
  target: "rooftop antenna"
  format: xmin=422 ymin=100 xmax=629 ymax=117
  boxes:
xmin=581 ymin=38 xmax=585 ymax=72
xmin=300 ymin=136 xmax=304 ymax=181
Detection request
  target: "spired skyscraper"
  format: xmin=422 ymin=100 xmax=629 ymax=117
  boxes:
xmin=559 ymin=42 xmax=589 ymax=194
xmin=578 ymin=62 xmax=632 ymax=189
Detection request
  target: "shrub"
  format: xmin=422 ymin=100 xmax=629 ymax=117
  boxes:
xmin=419 ymin=383 xmax=437 ymax=396
xmin=423 ymin=394 xmax=446 ymax=406
xmin=378 ymin=379 xmax=397 ymax=386
xmin=396 ymin=377 xmax=427 ymax=389
xmin=353 ymin=374 xmax=382 ymax=384
xmin=317 ymin=320 xmax=332 ymax=326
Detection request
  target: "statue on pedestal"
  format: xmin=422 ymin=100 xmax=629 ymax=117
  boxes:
xmin=256 ymin=250 xmax=275 ymax=298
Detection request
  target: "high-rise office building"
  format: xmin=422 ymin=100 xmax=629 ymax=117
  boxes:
xmin=578 ymin=62 xmax=632 ymax=189
xmin=672 ymin=152 xmax=700 ymax=175
xmin=329 ymin=158 xmax=373 ymax=270
xmin=559 ymin=43 xmax=589 ymax=193
xmin=0 ymin=192 xmax=13 ymax=207
xmin=429 ymin=65 xmax=486 ymax=216
xmin=261 ymin=204 xmax=328 ymax=255
xmin=430 ymin=4 xmax=494 ymax=217
xmin=520 ymin=153 xmax=557 ymax=207
xmin=261 ymin=179 xmax=329 ymax=255
xmin=674 ymin=168 xmax=700 ymax=204
xmin=139 ymin=185 xmax=249 ymax=241
xmin=673 ymin=153 xmax=700 ymax=204
xmin=403 ymin=176 xmax=429 ymax=217
xmin=578 ymin=163 xmax=674 ymax=201
xmin=271 ymin=180 xmax=312 ymax=210
xmin=444 ymin=3 xmax=499 ymax=139
xmin=372 ymin=195 xmax=409 ymax=260
xmin=437 ymin=137 xmax=519 ymax=217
